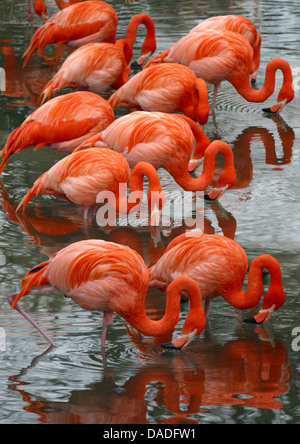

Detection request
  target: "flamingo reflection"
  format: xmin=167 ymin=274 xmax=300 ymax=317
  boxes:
xmin=8 ymin=328 xmax=290 ymax=424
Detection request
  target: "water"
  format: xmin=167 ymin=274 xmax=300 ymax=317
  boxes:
xmin=0 ymin=0 xmax=299 ymax=425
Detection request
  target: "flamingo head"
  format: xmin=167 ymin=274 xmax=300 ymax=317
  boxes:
xmin=262 ymin=61 xmax=295 ymax=113
xmin=161 ymin=328 xmax=198 ymax=350
xmin=244 ymin=260 xmax=286 ymax=324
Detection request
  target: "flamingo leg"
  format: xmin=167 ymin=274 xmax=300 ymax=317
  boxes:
xmin=26 ymin=0 xmax=34 ymax=20
xmin=211 ymin=83 xmax=220 ymax=115
xmin=205 ymin=298 xmax=210 ymax=317
xmin=7 ymin=289 xmax=57 ymax=346
xmin=101 ymin=310 xmax=114 ymax=349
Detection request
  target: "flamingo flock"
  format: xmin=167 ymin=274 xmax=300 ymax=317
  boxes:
xmin=2 ymin=1 xmax=293 ymax=350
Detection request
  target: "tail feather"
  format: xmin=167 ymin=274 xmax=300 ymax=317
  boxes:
xmin=17 ymin=180 xmax=45 ymax=213
xmin=11 ymin=261 xmax=51 ymax=309
xmin=143 ymin=48 xmax=171 ymax=69
xmin=73 ymin=132 xmax=104 ymax=152
xmin=39 ymin=74 xmax=63 ymax=104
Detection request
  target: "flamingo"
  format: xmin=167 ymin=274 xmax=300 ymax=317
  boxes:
xmin=8 ymin=239 xmax=206 ymax=349
xmin=148 ymin=232 xmax=285 ymax=330
xmin=0 ymin=91 xmax=115 ymax=174
xmin=22 ymin=1 xmax=155 ymax=69
xmin=16 ymin=147 xmax=165 ymax=225
xmin=22 ymin=1 xmax=118 ymax=67
xmin=76 ymin=111 xmax=236 ymax=200
xmin=39 ymin=13 xmax=156 ymax=103
xmin=189 ymin=15 xmax=261 ymax=83
xmin=108 ymin=63 xmax=210 ymax=126
xmin=144 ymin=30 xmax=294 ymax=115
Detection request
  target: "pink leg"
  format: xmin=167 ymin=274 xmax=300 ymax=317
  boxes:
xmin=101 ymin=311 xmax=114 ymax=349
xmin=26 ymin=0 xmax=34 ymax=20
xmin=205 ymin=299 xmax=210 ymax=317
xmin=211 ymin=84 xmax=220 ymax=115
xmin=8 ymin=288 xmax=57 ymax=346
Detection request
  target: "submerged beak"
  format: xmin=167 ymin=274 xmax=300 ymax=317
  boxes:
xmin=161 ymin=329 xmax=198 ymax=350
xmin=262 ymin=99 xmax=287 ymax=114
xmin=204 ymin=185 xmax=229 ymax=201
xmin=244 ymin=305 xmax=276 ymax=325
xmin=8 ymin=293 xmax=57 ymax=347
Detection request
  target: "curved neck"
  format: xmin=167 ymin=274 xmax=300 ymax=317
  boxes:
xmin=116 ymin=161 xmax=163 ymax=214
xmin=233 ymin=58 xmax=293 ymax=103
xmin=123 ymin=277 xmax=204 ymax=337
xmin=125 ymin=13 xmax=156 ymax=55
xmin=174 ymin=141 xmax=235 ymax=191
xmin=178 ymin=115 xmax=211 ymax=159
xmin=227 ymin=254 xmax=284 ymax=310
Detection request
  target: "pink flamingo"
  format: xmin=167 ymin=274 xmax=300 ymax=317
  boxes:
xmin=144 ymin=30 xmax=294 ymax=115
xmin=189 ymin=15 xmax=261 ymax=83
xmin=108 ymin=63 xmax=210 ymax=126
xmin=0 ymin=91 xmax=115 ymax=174
xmin=8 ymin=239 xmax=206 ymax=349
xmin=149 ymin=232 xmax=285 ymax=329
xmin=76 ymin=111 xmax=236 ymax=200
xmin=39 ymin=13 xmax=156 ymax=103
xmin=16 ymin=147 xmax=165 ymax=226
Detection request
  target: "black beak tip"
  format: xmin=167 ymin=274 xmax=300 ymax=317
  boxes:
xmin=204 ymin=194 xmax=214 ymax=201
xmin=250 ymin=78 xmax=256 ymax=85
xmin=243 ymin=317 xmax=259 ymax=324
xmin=131 ymin=60 xmax=143 ymax=70
xmin=262 ymin=107 xmax=275 ymax=114
xmin=161 ymin=342 xmax=182 ymax=350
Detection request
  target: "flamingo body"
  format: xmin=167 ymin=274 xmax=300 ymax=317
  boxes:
xmin=145 ymin=30 xmax=294 ymax=114
xmin=108 ymin=63 xmax=210 ymax=126
xmin=149 ymin=232 xmax=285 ymax=323
xmin=0 ymin=91 xmax=115 ymax=174
xmin=9 ymin=240 xmax=206 ymax=349
xmin=79 ymin=111 xmax=236 ymax=198
xmin=40 ymin=13 xmax=157 ymax=102
xmin=17 ymin=147 xmax=165 ymax=225
xmin=40 ymin=42 xmax=131 ymax=102
xmin=22 ymin=1 xmax=119 ymax=67
xmin=190 ymin=15 xmax=261 ymax=80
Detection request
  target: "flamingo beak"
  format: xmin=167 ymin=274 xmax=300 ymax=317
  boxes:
xmin=161 ymin=329 xmax=198 ymax=350
xmin=262 ymin=99 xmax=287 ymax=114
xmin=135 ymin=51 xmax=152 ymax=66
xmin=204 ymin=185 xmax=229 ymax=201
xmin=244 ymin=305 xmax=276 ymax=324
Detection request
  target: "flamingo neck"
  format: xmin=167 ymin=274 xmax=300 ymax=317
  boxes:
xmin=125 ymin=13 xmax=156 ymax=56
xmin=116 ymin=161 xmax=164 ymax=215
xmin=115 ymin=39 xmax=133 ymax=65
xmin=178 ymin=115 xmax=211 ymax=159
xmin=229 ymin=254 xmax=285 ymax=310
xmin=173 ymin=141 xmax=235 ymax=192
xmin=123 ymin=277 xmax=204 ymax=337
xmin=233 ymin=58 xmax=294 ymax=104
